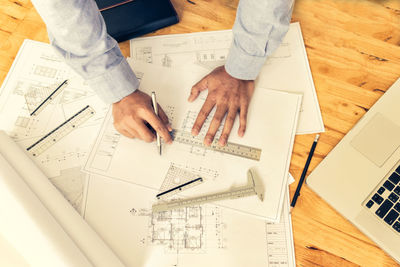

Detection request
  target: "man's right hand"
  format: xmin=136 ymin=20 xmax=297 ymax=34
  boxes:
xmin=112 ymin=90 xmax=173 ymax=143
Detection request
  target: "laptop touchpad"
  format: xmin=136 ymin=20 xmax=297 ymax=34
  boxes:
xmin=351 ymin=113 xmax=400 ymax=167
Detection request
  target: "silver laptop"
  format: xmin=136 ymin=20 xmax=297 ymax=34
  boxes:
xmin=307 ymin=78 xmax=400 ymax=263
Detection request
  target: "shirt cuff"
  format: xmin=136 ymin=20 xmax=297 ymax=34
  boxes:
xmin=225 ymin=40 xmax=267 ymax=81
xmin=87 ymin=58 xmax=139 ymax=104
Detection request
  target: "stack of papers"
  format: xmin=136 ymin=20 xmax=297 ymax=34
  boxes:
xmin=130 ymin=22 xmax=324 ymax=135
xmin=0 ymin=22 xmax=324 ymax=266
xmin=84 ymin=60 xmax=302 ymax=221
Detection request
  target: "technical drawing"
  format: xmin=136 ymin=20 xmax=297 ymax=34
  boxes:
xmin=195 ymin=50 xmax=227 ymax=70
xmin=12 ymin=81 xmax=25 ymax=96
xmin=26 ymin=105 xmax=95 ymax=157
xmin=165 ymin=105 xmax=175 ymax=124
xmin=39 ymin=149 xmax=88 ymax=166
xmin=136 ymin=47 xmax=153 ymax=63
xmin=10 ymin=115 xmax=42 ymax=140
xmin=192 ymin=33 xmax=232 ymax=46
xmin=135 ymin=71 xmax=144 ymax=83
xmin=161 ymin=54 xmax=173 ymax=68
xmin=0 ymin=40 xmax=108 ymax=217
xmin=15 ymin=116 xmax=30 ymax=128
xmin=24 ymin=83 xmax=56 ymax=114
xmin=174 ymin=110 xmax=262 ymax=160
xmin=170 ymin=162 xmax=219 ymax=181
xmin=39 ymin=51 xmax=63 ymax=62
xmin=266 ymin=218 xmax=291 ymax=266
xmin=181 ymin=110 xmax=218 ymax=138
xmin=181 ymin=110 xmax=223 ymax=141
xmin=130 ymin=206 xmax=225 ymax=254
xmin=33 ymin=65 xmax=58 ymax=78
xmin=59 ymin=88 xmax=88 ymax=104
xmin=30 ymin=62 xmax=68 ymax=82
xmin=49 ymin=167 xmax=86 ymax=213
xmin=90 ymin=117 xmax=122 ymax=171
xmin=130 ymin=24 xmax=326 ymax=136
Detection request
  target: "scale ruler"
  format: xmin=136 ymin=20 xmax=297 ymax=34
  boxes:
xmin=153 ymin=187 xmax=256 ymax=212
xmin=157 ymin=177 xmax=203 ymax=200
xmin=27 ymin=105 xmax=95 ymax=157
xmin=172 ymin=130 xmax=262 ymax=161
xmin=157 ymin=164 xmax=205 ymax=200
xmin=30 ymin=80 xmax=69 ymax=116
xmin=153 ymin=169 xmax=264 ymax=212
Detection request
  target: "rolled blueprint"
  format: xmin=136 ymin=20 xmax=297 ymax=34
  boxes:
xmin=0 ymin=131 xmax=124 ymax=267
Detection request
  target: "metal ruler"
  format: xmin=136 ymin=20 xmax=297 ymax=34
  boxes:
xmin=30 ymin=80 xmax=69 ymax=116
xmin=171 ymin=130 xmax=262 ymax=161
xmin=152 ymin=169 xmax=264 ymax=212
xmin=27 ymin=105 xmax=95 ymax=157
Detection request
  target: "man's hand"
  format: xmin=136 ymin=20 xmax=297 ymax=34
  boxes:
xmin=188 ymin=66 xmax=254 ymax=146
xmin=112 ymin=90 xmax=172 ymax=143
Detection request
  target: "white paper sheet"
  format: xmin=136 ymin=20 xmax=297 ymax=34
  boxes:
xmin=0 ymin=40 xmax=109 ymax=213
xmin=82 ymin=174 xmax=296 ymax=267
xmin=84 ymin=62 xmax=301 ymax=222
xmin=0 ymin=131 xmax=124 ymax=267
xmin=0 ymin=232 xmax=29 ymax=267
xmin=130 ymin=22 xmax=324 ymax=134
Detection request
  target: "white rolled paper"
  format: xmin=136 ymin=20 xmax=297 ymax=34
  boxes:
xmin=0 ymin=131 xmax=124 ymax=267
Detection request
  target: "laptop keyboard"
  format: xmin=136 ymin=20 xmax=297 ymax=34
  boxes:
xmin=365 ymin=164 xmax=400 ymax=234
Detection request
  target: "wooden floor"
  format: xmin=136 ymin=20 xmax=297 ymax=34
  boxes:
xmin=1 ymin=0 xmax=400 ymax=266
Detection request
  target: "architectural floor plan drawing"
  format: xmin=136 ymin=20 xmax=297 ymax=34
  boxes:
xmin=131 ymin=22 xmax=324 ymax=134
xmin=0 ymin=40 xmax=109 ymax=213
xmin=129 ymin=205 xmax=225 ymax=254
xmin=83 ymin=174 xmax=295 ymax=266
xmin=84 ymin=62 xmax=301 ymax=222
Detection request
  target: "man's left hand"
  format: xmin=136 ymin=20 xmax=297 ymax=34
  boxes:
xmin=188 ymin=66 xmax=254 ymax=146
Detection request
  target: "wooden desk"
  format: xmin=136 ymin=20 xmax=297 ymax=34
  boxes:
xmin=1 ymin=0 xmax=400 ymax=265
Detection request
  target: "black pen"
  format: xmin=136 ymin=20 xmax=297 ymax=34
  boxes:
xmin=290 ymin=134 xmax=320 ymax=211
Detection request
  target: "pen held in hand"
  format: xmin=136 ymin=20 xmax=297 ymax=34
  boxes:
xmin=151 ymin=91 xmax=162 ymax=155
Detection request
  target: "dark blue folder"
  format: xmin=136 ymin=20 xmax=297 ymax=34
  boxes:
xmin=95 ymin=0 xmax=179 ymax=42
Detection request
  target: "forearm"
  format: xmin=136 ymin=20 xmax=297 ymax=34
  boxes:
xmin=31 ymin=0 xmax=138 ymax=103
xmin=225 ymin=0 xmax=295 ymax=80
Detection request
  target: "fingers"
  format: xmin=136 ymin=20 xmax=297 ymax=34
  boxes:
xmin=145 ymin=111 xmax=172 ymax=144
xmin=204 ymin=105 xmax=228 ymax=146
xmin=188 ymin=76 xmax=208 ymax=102
xmin=133 ymin=121 xmax=155 ymax=142
xmin=119 ymin=128 xmax=136 ymax=139
xmin=192 ymin=97 xmax=215 ymax=136
xmin=157 ymin=104 xmax=172 ymax=131
xmin=117 ymin=118 xmax=155 ymax=143
xmin=238 ymin=101 xmax=249 ymax=137
xmin=219 ymin=107 xmax=238 ymax=146
xmin=113 ymin=121 xmax=137 ymax=139
xmin=112 ymin=90 xmax=174 ymax=144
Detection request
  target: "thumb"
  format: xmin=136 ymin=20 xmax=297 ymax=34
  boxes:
xmin=188 ymin=76 xmax=208 ymax=102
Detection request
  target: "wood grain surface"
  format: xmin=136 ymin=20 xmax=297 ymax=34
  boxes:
xmin=1 ymin=0 xmax=400 ymax=266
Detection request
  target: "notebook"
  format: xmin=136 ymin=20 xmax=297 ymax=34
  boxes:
xmin=95 ymin=0 xmax=179 ymax=42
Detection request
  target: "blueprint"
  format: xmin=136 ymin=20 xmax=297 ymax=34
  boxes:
xmin=130 ymin=22 xmax=324 ymax=134
xmin=82 ymin=174 xmax=296 ymax=267
xmin=84 ymin=62 xmax=301 ymax=222
xmin=0 ymin=40 xmax=109 ymax=213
